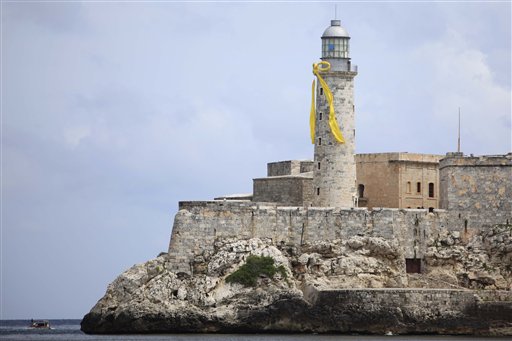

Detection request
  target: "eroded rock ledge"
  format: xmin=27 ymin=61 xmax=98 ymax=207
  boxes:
xmin=82 ymin=230 xmax=512 ymax=335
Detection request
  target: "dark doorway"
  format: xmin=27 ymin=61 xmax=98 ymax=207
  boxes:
xmin=406 ymin=258 xmax=421 ymax=273
xmin=358 ymin=184 xmax=365 ymax=198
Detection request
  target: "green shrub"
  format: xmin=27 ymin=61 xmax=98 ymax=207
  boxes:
xmin=226 ymin=255 xmax=287 ymax=287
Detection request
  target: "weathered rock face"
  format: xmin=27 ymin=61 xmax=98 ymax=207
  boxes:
xmin=424 ymin=224 xmax=512 ymax=290
xmin=82 ymin=232 xmax=512 ymax=335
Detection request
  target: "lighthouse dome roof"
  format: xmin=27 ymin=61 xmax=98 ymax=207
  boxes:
xmin=322 ymin=20 xmax=349 ymax=38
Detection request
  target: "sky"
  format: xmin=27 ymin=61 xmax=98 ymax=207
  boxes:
xmin=1 ymin=1 xmax=510 ymax=319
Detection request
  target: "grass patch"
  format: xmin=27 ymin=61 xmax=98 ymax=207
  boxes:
xmin=226 ymin=255 xmax=287 ymax=287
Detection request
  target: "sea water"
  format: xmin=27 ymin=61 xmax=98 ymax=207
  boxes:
xmin=0 ymin=320 xmax=508 ymax=341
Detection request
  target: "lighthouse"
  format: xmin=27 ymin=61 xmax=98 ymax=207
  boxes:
xmin=312 ymin=19 xmax=357 ymax=207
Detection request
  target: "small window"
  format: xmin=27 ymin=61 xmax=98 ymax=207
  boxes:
xmin=317 ymin=162 xmax=321 ymax=170
xmin=320 ymin=88 xmax=323 ymax=95
xmin=318 ymin=137 xmax=322 ymax=145
xmin=416 ymin=182 xmax=421 ymax=193
xmin=428 ymin=183 xmax=434 ymax=198
xmin=406 ymin=181 xmax=411 ymax=193
xmin=428 ymin=207 xmax=434 ymax=213
xmin=319 ymin=112 xmax=323 ymax=121
xmin=316 ymin=188 xmax=320 ymax=195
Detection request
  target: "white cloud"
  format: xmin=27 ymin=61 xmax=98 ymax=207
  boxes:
xmin=411 ymin=29 xmax=511 ymax=154
xmin=63 ymin=125 xmax=91 ymax=148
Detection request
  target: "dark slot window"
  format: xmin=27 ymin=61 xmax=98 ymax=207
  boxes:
xmin=320 ymin=88 xmax=323 ymax=95
xmin=316 ymin=188 xmax=320 ymax=196
xmin=317 ymin=162 xmax=321 ymax=170
xmin=428 ymin=183 xmax=434 ymax=198
xmin=319 ymin=112 xmax=323 ymax=120
xmin=318 ymin=138 xmax=322 ymax=145
xmin=417 ymin=182 xmax=421 ymax=193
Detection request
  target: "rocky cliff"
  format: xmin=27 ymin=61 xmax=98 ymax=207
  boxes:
xmin=82 ymin=225 xmax=512 ymax=335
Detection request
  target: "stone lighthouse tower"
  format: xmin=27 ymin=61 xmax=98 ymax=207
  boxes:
xmin=312 ymin=19 xmax=357 ymax=207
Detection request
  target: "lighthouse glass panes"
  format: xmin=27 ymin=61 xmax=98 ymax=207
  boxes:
xmin=322 ymin=38 xmax=349 ymax=58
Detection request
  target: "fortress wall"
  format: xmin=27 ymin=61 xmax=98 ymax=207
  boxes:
xmin=440 ymin=153 xmax=512 ymax=231
xmin=168 ymin=201 xmax=458 ymax=274
xmin=267 ymin=161 xmax=298 ymax=176
xmin=253 ymin=177 xmax=312 ymax=206
xmin=309 ymin=288 xmax=512 ymax=334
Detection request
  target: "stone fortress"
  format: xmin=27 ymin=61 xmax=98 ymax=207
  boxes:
xmin=82 ymin=19 xmax=512 ymax=335
xmin=168 ymin=19 xmax=512 ymax=279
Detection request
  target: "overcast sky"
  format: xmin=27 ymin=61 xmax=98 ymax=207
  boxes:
xmin=1 ymin=1 xmax=510 ymax=319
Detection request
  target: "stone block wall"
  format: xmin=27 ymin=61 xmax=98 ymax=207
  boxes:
xmin=252 ymin=176 xmax=312 ymax=206
xmin=308 ymin=288 xmax=512 ymax=334
xmin=168 ymin=201 xmax=456 ymax=274
xmin=313 ymin=71 xmax=357 ymax=207
xmin=356 ymin=153 xmax=400 ymax=208
xmin=440 ymin=153 xmax=512 ymax=231
xmin=267 ymin=160 xmax=314 ymax=177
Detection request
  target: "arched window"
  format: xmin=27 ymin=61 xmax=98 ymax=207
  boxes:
xmin=406 ymin=181 xmax=411 ymax=193
xmin=416 ymin=182 xmax=421 ymax=193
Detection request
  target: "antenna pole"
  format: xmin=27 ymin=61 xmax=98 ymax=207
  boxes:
xmin=457 ymin=107 xmax=461 ymax=153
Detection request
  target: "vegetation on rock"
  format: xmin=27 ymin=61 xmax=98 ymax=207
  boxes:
xmin=226 ymin=255 xmax=286 ymax=287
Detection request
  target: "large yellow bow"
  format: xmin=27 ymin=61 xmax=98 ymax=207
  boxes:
xmin=310 ymin=61 xmax=345 ymax=144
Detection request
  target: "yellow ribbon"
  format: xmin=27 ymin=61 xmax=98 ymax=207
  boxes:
xmin=310 ymin=61 xmax=345 ymax=144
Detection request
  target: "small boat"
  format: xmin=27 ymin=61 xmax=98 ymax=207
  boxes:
xmin=30 ymin=320 xmax=51 ymax=329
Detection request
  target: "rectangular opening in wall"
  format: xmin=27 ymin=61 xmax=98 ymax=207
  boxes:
xmin=318 ymin=137 xmax=322 ymax=145
xmin=317 ymin=162 xmax=321 ymax=170
xmin=358 ymin=184 xmax=365 ymax=198
xmin=428 ymin=182 xmax=434 ymax=198
xmin=316 ymin=188 xmax=320 ymax=195
xmin=406 ymin=181 xmax=411 ymax=193
xmin=405 ymin=258 xmax=421 ymax=273
xmin=417 ymin=182 xmax=421 ymax=193
xmin=319 ymin=112 xmax=323 ymax=120
xmin=320 ymin=87 xmax=323 ymax=95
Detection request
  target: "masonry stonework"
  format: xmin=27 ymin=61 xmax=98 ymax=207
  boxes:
xmin=356 ymin=153 xmax=443 ymax=209
xmin=167 ymin=201 xmax=459 ymax=274
xmin=313 ymin=73 xmax=357 ymax=208
xmin=440 ymin=153 xmax=512 ymax=231
xmin=312 ymin=20 xmax=357 ymax=208
xmin=252 ymin=175 xmax=313 ymax=206
xmin=267 ymin=160 xmax=313 ymax=177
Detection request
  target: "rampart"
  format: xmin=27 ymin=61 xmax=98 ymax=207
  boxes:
xmin=440 ymin=153 xmax=512 ymax=230
xmin=303 ymin=287 xmax=512 ymax=334
xmin=267 ymin=160 xmax=313 ymax=177
xmin=168 ymin=201 xmax=463 ymax=274
xmin=252 ymin=175 xmax=313 ymax=206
